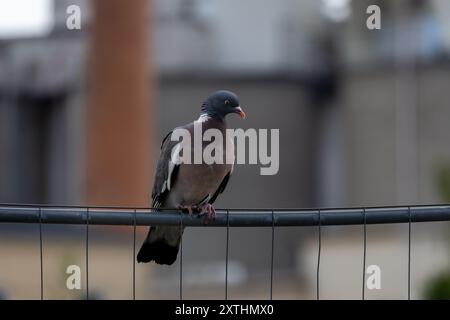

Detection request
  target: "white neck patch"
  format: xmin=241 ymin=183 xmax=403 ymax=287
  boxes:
xmin=196 ymin=113 xmax=211 ymax=123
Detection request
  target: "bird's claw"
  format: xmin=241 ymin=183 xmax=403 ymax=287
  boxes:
xmin=198 ymin=204 xmax=216 ymax=223
xmin=176 ymin=204 xmax=197 ymax=216
xmin=177 ymin=204 xmax=216 ymax=223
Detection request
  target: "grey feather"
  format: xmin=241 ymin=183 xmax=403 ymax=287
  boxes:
xmin=151 ymin=130 xmax=179 ymax=208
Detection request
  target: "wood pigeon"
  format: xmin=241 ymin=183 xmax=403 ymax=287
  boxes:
xmin=137 ymin=90 xmax=246 ymax=265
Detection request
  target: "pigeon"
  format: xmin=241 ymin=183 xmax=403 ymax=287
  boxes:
xmin=137 ymin=90 xmax=246 ymax=265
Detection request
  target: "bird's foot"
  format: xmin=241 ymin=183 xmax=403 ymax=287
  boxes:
xmin=176 ymin=204 xmax=198 ymax=216
xmin=198 ymin=203 xmax=216 ymax=223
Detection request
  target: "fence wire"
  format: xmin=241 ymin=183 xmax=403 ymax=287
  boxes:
xmin=38 ymin=207 xmax=43 ymax=300
xmin=1 ymin=203 xmax=450 ymax=300
xmin=86 ymin=208 xmax=89 ymax=300
xmin=225 ymin=209 xmax=230 ymax=300
xmin=408 ymin=206 xmax=412 ymax=300
xmin=179 ymin=210 xmax=183 ymax=300
xmin=133 ymin=209 xmax=136 ymax=300
xmin=270 ymin=209 xmax=275 ymax=300
xmin=317 ymin=209 xmax=321 ymax=300
xmin=362 ymin=208 xmax=367 ymax=300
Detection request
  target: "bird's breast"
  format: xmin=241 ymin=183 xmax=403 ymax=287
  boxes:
xmin=171 ymin=162 xmax=231 ymax=206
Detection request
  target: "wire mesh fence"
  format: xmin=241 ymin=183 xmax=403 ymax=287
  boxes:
xmin=1 ymin=203 xmax=450 ymax=300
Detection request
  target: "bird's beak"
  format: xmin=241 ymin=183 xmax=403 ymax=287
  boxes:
xmin=234 ymin=106 xmax=246 ymax=119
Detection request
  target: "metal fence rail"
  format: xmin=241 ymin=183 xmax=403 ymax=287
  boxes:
xmin=1 ymin=204 xmax=450 ymax=226
xmin=1 ymin=203 xmax=450 ymax=300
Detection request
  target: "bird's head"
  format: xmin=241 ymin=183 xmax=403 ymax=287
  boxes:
xmin=201 ymin=90 xmax=246 ymax=121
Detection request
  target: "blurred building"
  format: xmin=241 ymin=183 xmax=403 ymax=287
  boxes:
xmin=1 ymin=0 xmax=450 ymax=299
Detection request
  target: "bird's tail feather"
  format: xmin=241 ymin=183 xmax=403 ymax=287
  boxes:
xmin=137 ymin=227 xmax=181 ymax=265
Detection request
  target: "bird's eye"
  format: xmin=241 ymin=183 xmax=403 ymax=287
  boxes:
xmin=224 ymin=100 xmax=230 ymax=106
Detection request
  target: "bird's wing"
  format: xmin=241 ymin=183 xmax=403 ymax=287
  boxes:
xmin=208 ymin=129 xmax=235 ymax=205
xmin=208 ymin=171 xmax=232 ymax=205
xmin=151 ymin=131 xmax=180 ymax=209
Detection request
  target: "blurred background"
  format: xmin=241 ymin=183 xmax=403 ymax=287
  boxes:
xmin=1 ymin=0 xmax=450 ymax=299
